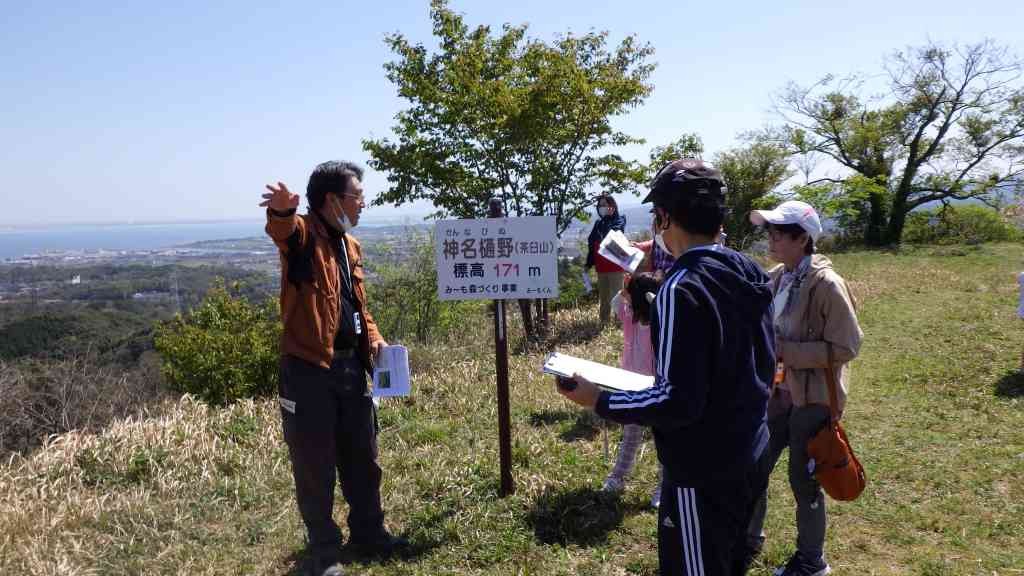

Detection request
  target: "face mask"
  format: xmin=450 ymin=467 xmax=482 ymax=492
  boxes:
xmin=655 ymin=231 xmax=671 ymax=257
xmin=598 ymin=207 xmax=611 ymax=217
xmin=328 ymin=195 xmax=356 ymax=232
xmin=338 ymin=211 xmax=355 ymax=232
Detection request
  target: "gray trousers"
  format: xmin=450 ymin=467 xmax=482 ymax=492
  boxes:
xmin=746 ymin=388 xmax=831 ymax=560
xmin=597 ymin=271 xmax=624 ymax=324
xmin=278 ymin=354 xmax=386 ymax=560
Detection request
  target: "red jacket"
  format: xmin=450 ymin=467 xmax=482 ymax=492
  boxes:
xmin=592 ymin=242 xmax=623 ymax=273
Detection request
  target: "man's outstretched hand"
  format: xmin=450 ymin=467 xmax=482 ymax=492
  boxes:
xmin=261 ymin=182 xmax=300 ymax=213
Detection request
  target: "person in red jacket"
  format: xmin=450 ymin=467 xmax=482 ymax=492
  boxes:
xmin=586 ymin=195 xmax=627 ymax=324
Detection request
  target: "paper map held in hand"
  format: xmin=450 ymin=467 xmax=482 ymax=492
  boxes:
xmin=541 ymin=352 xmax=654 ymax=392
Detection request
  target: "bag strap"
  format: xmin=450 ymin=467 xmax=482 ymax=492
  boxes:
xmin=824 ymin=342 xmax=840 ymax=422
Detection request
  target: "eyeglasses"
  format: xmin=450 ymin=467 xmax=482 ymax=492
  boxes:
xmin=336 ymin=193 xmax=365 ymax=205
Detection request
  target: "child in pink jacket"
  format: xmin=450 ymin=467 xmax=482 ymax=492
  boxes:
xmin=603 ymin=271 xmax=665 ymax=507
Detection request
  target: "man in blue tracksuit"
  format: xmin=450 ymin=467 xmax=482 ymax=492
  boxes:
xmin=558 ymin=158 xmax=775 ymax=575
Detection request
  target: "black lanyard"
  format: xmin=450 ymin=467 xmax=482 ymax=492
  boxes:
xmin=337 ymin=234 xmax=353 ymax=297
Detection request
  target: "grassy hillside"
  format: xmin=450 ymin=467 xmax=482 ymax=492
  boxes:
xmin=1 ymin=244 xmax=1022 ymax=575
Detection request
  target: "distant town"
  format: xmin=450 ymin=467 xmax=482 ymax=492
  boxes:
xmin=0 ymin=210 xmax=654 ymax=314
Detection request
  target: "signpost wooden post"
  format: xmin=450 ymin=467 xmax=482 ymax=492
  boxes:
xmin=488 ymin=199 xmax=513 ymax=496
xmin=434 ymin=202 xmax=558 ymax=497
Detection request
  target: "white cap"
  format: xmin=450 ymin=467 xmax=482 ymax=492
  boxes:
xmin=749 ymin=201 xmax=823 ymax=242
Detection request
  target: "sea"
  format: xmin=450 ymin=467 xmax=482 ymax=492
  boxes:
xmin=0 ymin=207 xmax=656 ymax=262
xmin=0 ymin=220 xmax=271 ymax=261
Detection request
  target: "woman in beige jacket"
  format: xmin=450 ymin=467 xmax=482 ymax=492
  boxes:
xmin=745 ymin=201 xmax=863 ymax=576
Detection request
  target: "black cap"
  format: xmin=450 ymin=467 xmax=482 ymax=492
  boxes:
xmin=643 ymin=158 xmax=726 ymax=204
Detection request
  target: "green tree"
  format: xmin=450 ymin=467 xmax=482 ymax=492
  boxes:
xmin=780 ymin=40 xmax=1024 ymax=245
xmin=646 ymin=132 xmax=790 ymax=248
xmin=713 ymin=133 xmax=792 ymax=248
xmin=364 ymin=0 xmax=654 ymax=338
xmin=793 ymin=174 xmax=889 ymax=244
xmin=648 ymin=133 xmax=705 ymax=169
xmin=154 ymin=280 xmax=280 ymax=405
xmin=363 ymin=0 xmax=654 ymax=234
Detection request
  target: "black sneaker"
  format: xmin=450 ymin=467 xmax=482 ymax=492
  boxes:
xmin=738 ymin=542 xmax=762 ymax=573
xmin=772 ymin=551 xmax=831 ymax=576
xmin=351 ymin=533 xmax=409 ymax=558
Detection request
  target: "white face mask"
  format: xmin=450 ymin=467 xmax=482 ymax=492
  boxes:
xmin=329 ymin=195 xmax=357 ymax=232
xmin=337 ymin=211 xmax=355 ymax=232
xmin=598 ymin=207 xmax=612 ymax=217
xmin=655 ymin=231 xmax=671 ymax=257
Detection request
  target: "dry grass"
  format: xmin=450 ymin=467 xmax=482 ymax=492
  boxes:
xmin=1 ymin=243 xmax=1022 ymax=575
xmin=0 ymin=351 xmax=169 ymax=455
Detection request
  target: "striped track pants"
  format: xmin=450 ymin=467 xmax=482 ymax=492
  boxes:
xmin=657 ymin=478 xmax=760 ymax=576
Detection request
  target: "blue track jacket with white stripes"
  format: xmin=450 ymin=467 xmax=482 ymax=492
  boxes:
xmin=595 ymin=245 xmax=775 ymax=488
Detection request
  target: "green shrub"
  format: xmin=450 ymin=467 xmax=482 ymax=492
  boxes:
xmin=902 ymin=204 xmax=1021 ymax=245
xmin=366 ymin=232 xmax=482 ymax=343
xmin=154 ymin=280 xmax=280 ymax=405
xmin=553 ymin=256 xmax=598 ymax=311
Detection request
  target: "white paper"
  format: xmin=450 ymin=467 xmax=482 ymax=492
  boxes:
xmin=598 ymin=230 xmax=645 ymax=273
xmin=541 ymin=352 xmax=654 ymax=392
xmin=372 ymin=345 xmax=411 ymax=397
xmin=581 ymin=269 xmax=593 ymax=293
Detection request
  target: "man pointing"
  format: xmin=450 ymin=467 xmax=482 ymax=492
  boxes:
xmin=262 ymin=160 xmax=405 ymax=575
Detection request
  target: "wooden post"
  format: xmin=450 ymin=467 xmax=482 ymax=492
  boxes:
xmin=489 ymin=198 xmax=514 ymax=497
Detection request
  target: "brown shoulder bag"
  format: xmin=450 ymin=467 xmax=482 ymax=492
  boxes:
xmin=806 ymin=343 xmax=866 ymax=501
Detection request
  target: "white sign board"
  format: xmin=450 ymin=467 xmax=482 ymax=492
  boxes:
xmin=435 ymin=216 xmax=559 ymax=301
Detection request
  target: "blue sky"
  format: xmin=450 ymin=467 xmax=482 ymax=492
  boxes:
xmin=2 ymin=0 xmax=1022 ymax=226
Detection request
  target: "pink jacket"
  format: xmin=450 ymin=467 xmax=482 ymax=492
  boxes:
xmin=616 ymin=296 xmax=655 ymax=376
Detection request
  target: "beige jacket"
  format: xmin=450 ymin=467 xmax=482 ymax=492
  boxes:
xmin=773 ymin=255 xmax=863 ymax=414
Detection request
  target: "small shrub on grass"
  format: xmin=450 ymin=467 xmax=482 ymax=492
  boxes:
xmin=903 ymin=204 xmax=1021 ymax=245
xmin=154 ymin=279 xmax=280 ymax=405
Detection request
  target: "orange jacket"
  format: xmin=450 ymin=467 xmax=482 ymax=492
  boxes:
xmin=265 ymin=209 xmax=383 ymax=373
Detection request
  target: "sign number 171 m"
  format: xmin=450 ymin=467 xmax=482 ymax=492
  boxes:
xmin=494 ymin=263 xmax=519 ymax=277
xmin=436 ymin=215 xmax=558 ymax=301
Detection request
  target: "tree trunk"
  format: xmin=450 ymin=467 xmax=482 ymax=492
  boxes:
xmin=517 ymin=298 xmax=536 ymax=341
xmin=884 ymin=194 xmax=910 ymax=245
xmin=865 ymin=192 xmax=888 ymax=246
xmin=534 ymin=299 xmax=550 ymax=336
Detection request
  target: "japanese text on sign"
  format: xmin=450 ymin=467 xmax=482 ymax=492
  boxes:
xmin=435 ymin=216 xmax=559 ymax=301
